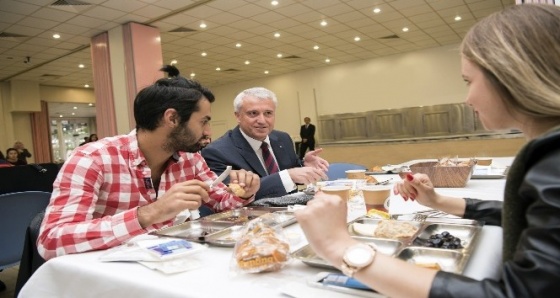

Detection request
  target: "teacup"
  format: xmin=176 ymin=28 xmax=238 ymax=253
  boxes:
xmin=361 ymin=185 xmax=391 ymax=212
xmin=321 ymin=185 xmax=352 ymax=201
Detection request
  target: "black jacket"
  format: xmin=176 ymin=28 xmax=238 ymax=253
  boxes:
xmin=430 ymin=128 xmax=560 ymax=297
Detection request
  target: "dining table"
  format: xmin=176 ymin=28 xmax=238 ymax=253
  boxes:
xmin=18 ymin=158 xmax=512 ymax=298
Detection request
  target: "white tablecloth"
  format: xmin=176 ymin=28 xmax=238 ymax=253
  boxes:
xmin=19 ymin=158 xmax=510 ymax=298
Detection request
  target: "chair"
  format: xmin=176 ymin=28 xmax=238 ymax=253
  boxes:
xmin=0 ymin=192 xmax=51 ymax=272
xmin=326 ymin=162 xmax=367 ymax=180
xmin=15 ymin=211 xmax=47 ymax=296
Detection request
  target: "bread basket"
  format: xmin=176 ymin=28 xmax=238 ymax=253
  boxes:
xmin=409 ymin=161 xmax=475 ymax=188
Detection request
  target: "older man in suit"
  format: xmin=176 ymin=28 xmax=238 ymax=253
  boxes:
xmin=202 ymin=87 xmax=329 ymax=200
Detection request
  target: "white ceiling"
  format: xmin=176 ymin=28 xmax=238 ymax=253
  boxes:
xmin=0 ymin=0 xmax=514 ymax=118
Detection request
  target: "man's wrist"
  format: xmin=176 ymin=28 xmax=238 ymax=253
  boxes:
xmin=240 ymin=193 xmax=255 ymax=200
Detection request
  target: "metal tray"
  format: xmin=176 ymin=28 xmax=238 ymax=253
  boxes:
xmin=396 ymin=247 xmax=468 ymax=274
xmin=292 ymin=237 xmax=404 ymax=269
xmin=203 ymin=211 xmax=297 ymax=247
xmin=151 ymin=220 xmax=235 ymax=243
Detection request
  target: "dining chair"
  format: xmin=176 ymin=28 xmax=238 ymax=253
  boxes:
xmin=0 ymin=191 xmax=51 ymax=272
xmin=326 ymin=162 xmax=367 ymax=180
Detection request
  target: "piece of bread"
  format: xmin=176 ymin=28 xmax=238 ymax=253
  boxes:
xmin=366 ymin=175 xmax=378 ymax=184
xmin=373 ymin=220 xmax=419 ymax=239
xmin=235 ymin=224 xmax=290 ymax=273
xmin=229 ymin=183 xmax=246 ymax=197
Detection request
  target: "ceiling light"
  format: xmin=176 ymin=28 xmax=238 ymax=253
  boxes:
xmin=53 ymin=33 xmax=61 ymax=39
xmin=199 ymin=23 xmax=207 ymax=29
xmin=277 ymin=53 xmax=283 ymax=58
xmin=244 ymin=60 xmax=250 ymax=65
xmin=354 ymin=36 xmax=361 ymax=42
xmin=454 ymin=15 xmax=462 ymax=21
xmin=325 ymin=58 xmax=330 ymax=63
xmin=71 ymin=113 xmax=75 ymax=115
xmin=201 ymin=52 xmax=207 ymax=57
xmin=216 ymin=67 xmax=221 ymax=71
xmin=73 ymin=106 xmax=77 ymax=110
xmin=170 ymin=59 xmax=178 ymax=65
xmin=271 ymin=0 xmax=278 ymax=5
xmin=235 ymin=43 xmax=242 ymax=48
xmin=88 ymin=103 xmax=93 ymax=106
xmin=402 ymin=27 xmax=409 ymax=32
xmin=84 ymin=84 xmax=89 ymax=88
xmin=190 ymin=73 xmax=195 ymax=77
xmin=59 ymin=115 xmax=63 ymax=118
xmin=78 ymin=64 xmax=85 ymax=68
xmin=313 ymin=45 xmax=319 ymax=50
xmin=373 ymin=8 xmax=381 ymax=14
xmin=274 ymin=32 xmax=280 ymax=38
xmin=320 ymin=20 xmax=327 ymax=26
xmin=264 ymin=70 xmax=269 ymax=74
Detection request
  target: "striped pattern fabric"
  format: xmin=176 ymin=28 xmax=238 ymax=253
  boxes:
xmin=261 ymin=142 xmax=279 ymax=174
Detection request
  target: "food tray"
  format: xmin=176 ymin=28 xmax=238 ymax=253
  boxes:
xmin=396 ymin=247 xmax=468 ymax=274
xmin=292 ymin=237 xmax=404 ymax=269
xmin=204 ymin=211 xmax=297 ymax=247
xmin=151 ymin=220 xmax=235 ymax=243
xmin=200 ymin=208 xmax=270 ymax=224
xmin=296 ymin=217 xmax=482 ymax=274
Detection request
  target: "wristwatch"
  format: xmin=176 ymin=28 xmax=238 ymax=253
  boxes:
xmin=341 ymin=243 xmax=377 ymax=277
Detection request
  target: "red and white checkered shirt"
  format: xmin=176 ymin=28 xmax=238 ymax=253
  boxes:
xmin=38 ymin=131 xmax=253 ymax=260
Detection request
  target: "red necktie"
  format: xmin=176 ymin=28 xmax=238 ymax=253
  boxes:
xmin=261 ymin=142 xmax=279 ymax=174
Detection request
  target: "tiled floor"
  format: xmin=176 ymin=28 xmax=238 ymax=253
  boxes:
xmin=0 ymin=266 xmax=19 ymax=298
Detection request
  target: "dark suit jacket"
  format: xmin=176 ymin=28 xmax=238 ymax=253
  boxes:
xmin=201 ymin=126 xmax=301 ymax=200
xmin=300 ymin=124 xmax=315 ymax=143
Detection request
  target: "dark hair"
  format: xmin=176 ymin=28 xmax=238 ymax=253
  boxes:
xmin=134 ymin=75 xmax=215 ymax=131
xmin=6 ymin=148 xmax=17 ymax=157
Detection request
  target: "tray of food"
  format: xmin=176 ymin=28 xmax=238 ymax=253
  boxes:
xmin=292 ymin=237 xmax=404 ymax=269
xmin=151 ymin=220 xmax=236 ymax=242
xmin=203 ymin=211 xmax=297 ymax=247
xmin=295 ymin=217 xmax=482 ymax=274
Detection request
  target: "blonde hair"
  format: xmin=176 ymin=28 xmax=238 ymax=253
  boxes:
xmin=460 ymin=4 xmax=560 ymax=120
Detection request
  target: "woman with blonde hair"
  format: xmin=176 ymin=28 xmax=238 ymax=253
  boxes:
xmin=296 ymin=4 xmax=560 ymax=297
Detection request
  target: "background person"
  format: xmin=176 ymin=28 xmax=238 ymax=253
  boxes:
xmin=13 ymin=141 xmax=31 ymax=164
xmin=299 ymin=117 xmax=315 ymax=160
xmin=38 ymin=70 xmax=260 ymax=260
xmin=296 ymin=4 xmax=560 ymax=297
xmin=6 ymin=148 xmax=25 ymax=166
xmin=202 ymin=87 xmax=328 ymax=200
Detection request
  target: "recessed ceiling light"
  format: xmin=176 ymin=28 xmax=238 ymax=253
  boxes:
xmin=190 ymin=73 xmax=195 ymax=77
xmin=201 ymin=52 xmax=207 ymax=57
xmin=274 ymin=32 xmax=280 ymax=38
xmin=454 ymin=15 xmax=462 ymax=21
xmin=72 ymin=113 xmax=75 ymax=115
xmin=216 ymin=67 xmax=221 ymax=71
xmin=264 ymin=70 xmax=269 ymax=74
xmin=199 ymin=23 xmax=207 ymax=29
xmin=73 ymin=106 xmax=77 ymax=110
xmin=271 ymin=0 xmax=278 ymax=5
xmin=53 ymin=33 xmax=61 ymax=39
xmin=373 ymin=8 xmax=381 ymax=14
xmin=325 ymin=58 xmax=330 ymax=63
xmin=88 ymin=103 xmax=93 ymax=106
xmin=59 ymin=115 xmax=63 ymax=118
xmin=170 ymin=59 xmax=178 ymax=65
xmin=84 ymin=84 xmax=89 ymax=88
xmin=277 ymin=53 xmax=283 ymax=58
xmin=235 ymin=43 xmax=242 ymax=48
xmin=320 ymin=20 xmax=327 ymax=26
xmin=244 ymin=60 xmax=250 ymax=65
xmin=354 ymin=36 xmax=361 ymax=42
xmin=313 ymin=45 xmax=319 ymax=50
xmin=402 ymin=27 xmax=409 ymax=32
xmin=78 ymin=64 xmax=85 ymax=68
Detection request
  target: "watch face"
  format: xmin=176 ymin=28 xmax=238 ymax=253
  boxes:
xmin=345 ymin=244 xmax=374 ymax=267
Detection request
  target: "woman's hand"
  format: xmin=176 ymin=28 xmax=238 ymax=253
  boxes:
xmin=393 ymin=173 xmax=442 ymax=209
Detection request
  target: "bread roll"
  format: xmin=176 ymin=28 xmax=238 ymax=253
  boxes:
xmin=229 ymin=183 xmax=246 ymax=197
xmin=235 ymin=223 xmax=290 ymax=273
